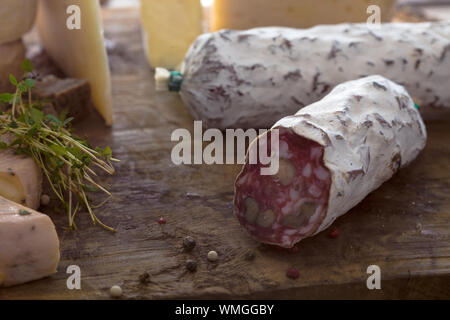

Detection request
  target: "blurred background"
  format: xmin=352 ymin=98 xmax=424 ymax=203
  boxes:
xmin=103 ymin=0 xmax=450 ymax=22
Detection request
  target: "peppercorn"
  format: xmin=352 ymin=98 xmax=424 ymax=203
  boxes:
xmin=207 ymin=250 xmax=219 ymax=262
xmin=40 ymin=194 xmax=50 ymax=206
xmin=244 ymin=250 xmax=255 ymax=261
xmin=139 ymin=272 xmax=150 ymax=284
xmin=329 ymin=227 xmax=339 ymax=238
xmin=110 ymin=285 xmax=122 ymax=298
xmin=286 ymin=268 xmax=300 ymax=279
xmin=158 ymin=217 xmax=166 ymax=225
xmin=186 ymin=259 xmax=197 ymax=272
xmin=183 ymin=236 xmax=196 ymax=252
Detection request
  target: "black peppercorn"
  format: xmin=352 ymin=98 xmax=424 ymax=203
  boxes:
xmin=244 ymin=250 xmax=255 ymax=261
xmin=139 ymin=272 xmax=150 ymax=284
xmin=186 ymin=259 xmax=197 ymax=272
xmin=183 ymin=236 xmax=196 ymax=252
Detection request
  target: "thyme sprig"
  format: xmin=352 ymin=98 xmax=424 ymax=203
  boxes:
xmin=0 ymin=60 xmax=118 ymax=231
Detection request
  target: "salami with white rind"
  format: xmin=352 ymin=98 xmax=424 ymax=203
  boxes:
xmin=181 ymin=22 xmax=450 ymax=129
xmin=234 ymin=76 xmax=427 ymax=247
xmin=0 ymin=196 xmax=60 ymax=287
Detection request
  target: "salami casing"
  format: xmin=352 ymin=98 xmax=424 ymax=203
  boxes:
xmin=234 ymin=76 xmax=427 ymax=247
xmin=180 ymin=22 xmax=450 ymax=129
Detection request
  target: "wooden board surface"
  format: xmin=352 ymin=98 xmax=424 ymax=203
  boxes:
xmin=1 ymin=7 xmax=450 ymax=300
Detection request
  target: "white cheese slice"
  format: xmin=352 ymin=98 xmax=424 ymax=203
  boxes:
xmin=36 ymin=0 xmax=114 ymax=125
xmin=139 ymin=0 xmax=203 ymax=70
xmin=0 ymin=150 xmax=42 ymax=210
xmin=0 ymin=0 xmax=38 ymax=45
xmin=0 ymin=196 xmax=60 ymax=287
xmin=0 ymin=39 xmax=25 ymax=93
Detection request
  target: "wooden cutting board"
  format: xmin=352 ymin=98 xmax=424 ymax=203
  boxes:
xmin=1 ymin=7 xmax=449 ymax=299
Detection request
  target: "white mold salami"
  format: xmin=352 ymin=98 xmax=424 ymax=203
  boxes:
xmin=234 ymin=76 xmax=427 ymax=247
xmin=180 ymin=22 xmax=450 ymax=129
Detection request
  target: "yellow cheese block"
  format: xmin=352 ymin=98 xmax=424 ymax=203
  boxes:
xmin=140 ymin=0 xmax=203 ymax=70
xmin=211 ymin=0 xmax=397 ymax=31
xmin=0 ymin=0 xmax=37 ymax=45
xmin=37 ymin=0 xmax=113 ymax=125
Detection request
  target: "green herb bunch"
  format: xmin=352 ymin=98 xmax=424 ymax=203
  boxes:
xmin=0 ymin=60 xmax=118 ymax=231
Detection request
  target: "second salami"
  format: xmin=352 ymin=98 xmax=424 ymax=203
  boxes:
xmin=179 ymin=22 xmax=450 ymax=129
xmin=234 ymin=76 xmax=427 ymax=248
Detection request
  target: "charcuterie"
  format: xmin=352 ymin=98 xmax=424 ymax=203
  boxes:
xmin=234 ymin=76 xmax=427 ymax=247
xmin=177 ymin=22 xmax=450 ymax=129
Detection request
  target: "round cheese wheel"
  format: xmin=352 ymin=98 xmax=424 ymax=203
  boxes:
xmin=0 ymin=0 xmax=37 ymax=45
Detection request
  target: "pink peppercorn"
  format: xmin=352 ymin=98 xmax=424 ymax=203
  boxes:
xmin=329 ymin=227 xmax=339 ymax=238
xmin=288 ymin=246 xmax=299 ymax=253
xmin=286 ymin=268 xmax=299 ymax=279
xmin=158 ymin=217 xmax=166 ymax=225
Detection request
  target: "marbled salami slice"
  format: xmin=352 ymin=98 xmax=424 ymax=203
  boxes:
xmin=235 ymin=130 xmax=332 ymax=247
xmin=234 ymin=76 xmax=427 ymax=247
xmin=181 ymin=22 xmax=450 ymax=129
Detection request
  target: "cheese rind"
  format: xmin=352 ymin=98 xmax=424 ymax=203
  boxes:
xmin=0 ymin=0 xmax=38 ymax=45
xmin=0 ymin=39 xmax=25 ymax=93
xmin=139 ymin=0 xmax=203 ymax=70
xmin=0 ymin=150 xmax=43 ymax=210
xmin=36 ymin=0 xmax=113 ymax=125
xmin=0 ymin=196 xmax=60 ymax=287
xmin=211 ymin=0 xmax=397 ymax=31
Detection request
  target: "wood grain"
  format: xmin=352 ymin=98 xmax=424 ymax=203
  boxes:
xmin=0 ymin=7 xmax=449 ymax=299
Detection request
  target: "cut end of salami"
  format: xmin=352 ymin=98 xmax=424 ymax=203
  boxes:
xmin=234 ymin=128 xmax=331 ymax=248
xmin=234 ymin=76 xmax=426 ymax=248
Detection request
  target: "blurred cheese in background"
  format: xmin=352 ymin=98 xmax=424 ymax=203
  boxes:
xmin=0 ymin=40 xmax=25 ymax=93
xmin=140 ymin=0 xmax=203 ymax=70
xmin=0 ymin=0 xmax=37 ymax=92
xmin=0 ymin=0 xmax=37 ymax=45
xmin=211 ymin=0 xmax=398 ymax=31
xmin=37 ymin=0 xmax=114 ymax=125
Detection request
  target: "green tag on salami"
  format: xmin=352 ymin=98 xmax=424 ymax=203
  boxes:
xmin=169 ymin=71 xmax=183 ymax=92
xmin=414 ymin=103 xmax=420 ymax=110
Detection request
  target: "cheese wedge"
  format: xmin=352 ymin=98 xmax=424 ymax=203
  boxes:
xmin=0 ymin=195 xmax=60 ymax=287
xmin=0 ymin=0 xmax=38 ymax=45
xmin=36 ymin=0 xmax=113 ymax=125
xmin=0 ymin=39 xmax=25 ymax=93
xmin=0 ymin=150 xmax=42 ymax=210
xmin=211 ymin=0 xmax=397 ymax=31
xmin=139 ymin=0 xmax=203 ymax=70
